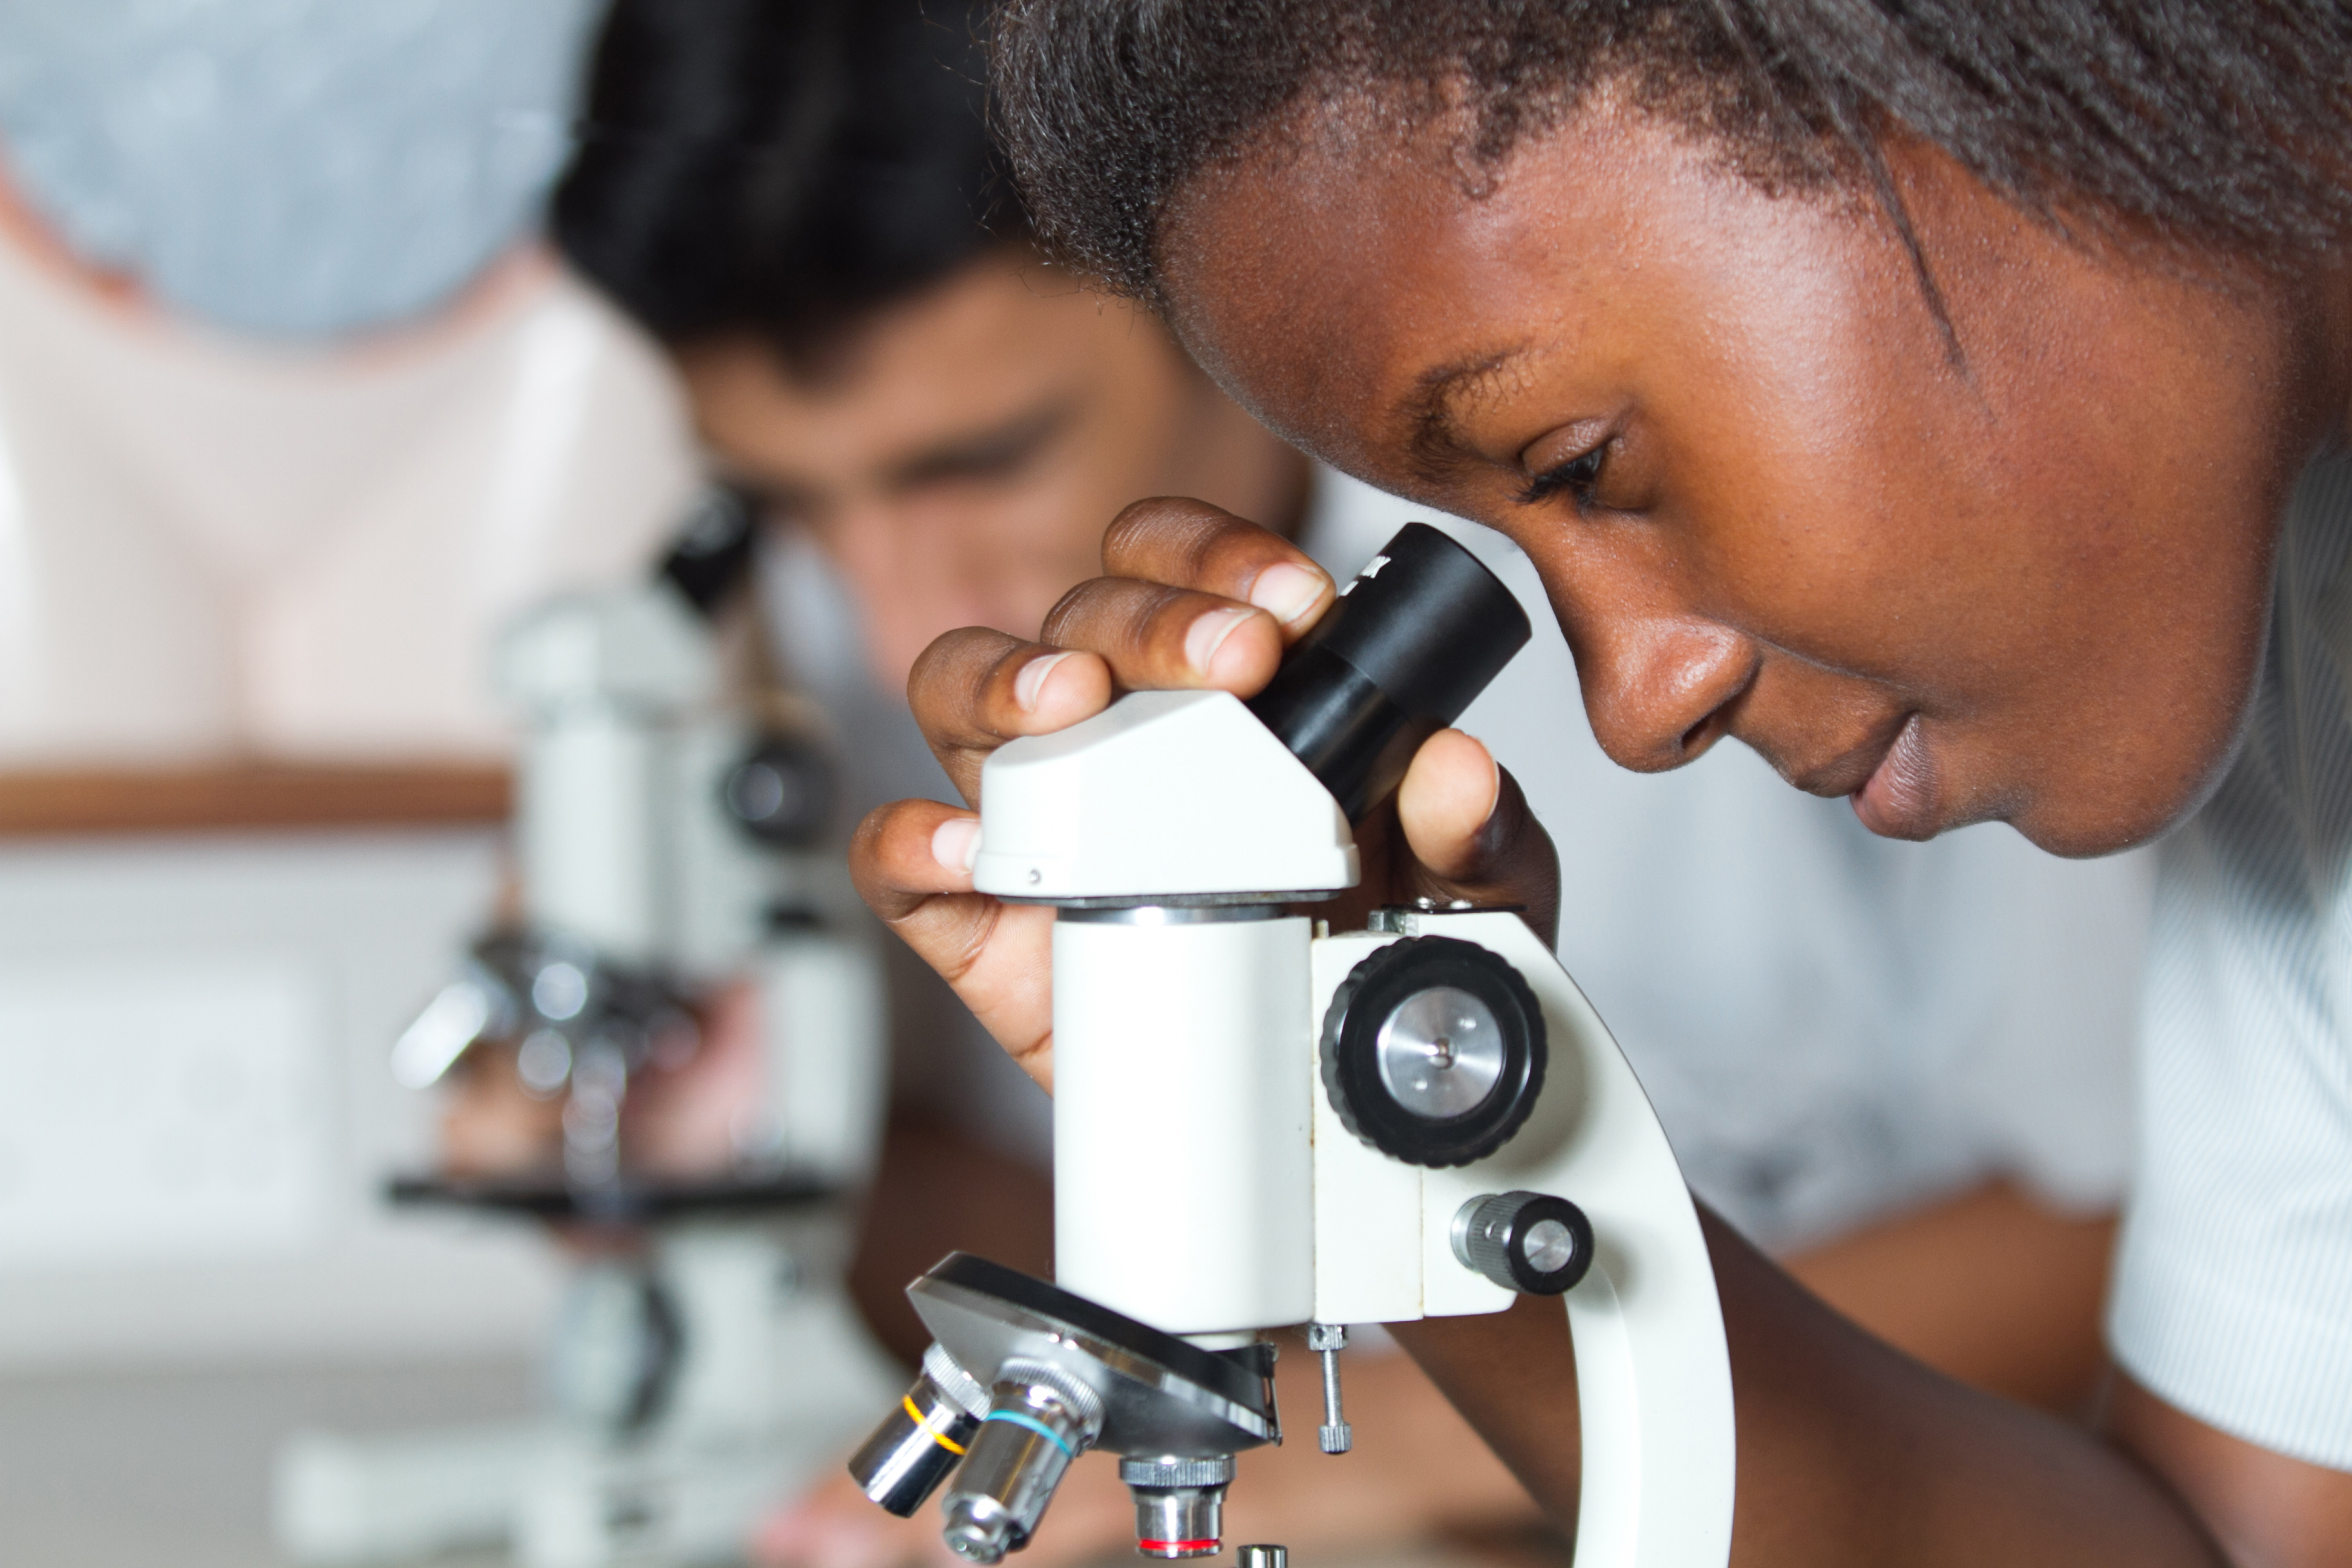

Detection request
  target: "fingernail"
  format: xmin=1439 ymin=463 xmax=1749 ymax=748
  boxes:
xmin=931 ymin=816 xmax=981 ymax=872
xmin=1013 ymin=650 xmax=1076 ymax=711
xmin=1249 ymin=562 xmax=1326 ymax=626
xmin=1184 ymin=606 xmax=1255 ymax=675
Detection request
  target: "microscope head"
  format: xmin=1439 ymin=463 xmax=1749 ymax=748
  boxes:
xmin=972 ymin=524 xmax=1531 ymax=904
xmin=858 ymin=523 xmax=1735 ymax=1568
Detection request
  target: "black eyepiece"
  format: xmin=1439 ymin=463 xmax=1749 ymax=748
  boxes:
xmin=1246 ymin=524 xmax=1530 ymax=820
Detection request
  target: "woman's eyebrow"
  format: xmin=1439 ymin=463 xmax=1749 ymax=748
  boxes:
xmin=1399 ymin=347 xmax=1524 ymax=484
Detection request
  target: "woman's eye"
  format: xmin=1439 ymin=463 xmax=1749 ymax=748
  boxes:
xmin=1517 ymin=443 xmax=1608 ymax=509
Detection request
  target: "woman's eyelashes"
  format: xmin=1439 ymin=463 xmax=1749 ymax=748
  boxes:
xmin=1517 ymin=442 xmax=1609 ymax=509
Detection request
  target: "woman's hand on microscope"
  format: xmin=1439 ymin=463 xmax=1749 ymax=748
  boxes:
xmin=851 ymin=499 xmax=1560 ymax=1093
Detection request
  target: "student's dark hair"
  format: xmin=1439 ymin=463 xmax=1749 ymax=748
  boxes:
xmin=552 ymin=0 xmax=1022 ymax=364
xmin=990 ymin=0 xmax=2352 ymax=321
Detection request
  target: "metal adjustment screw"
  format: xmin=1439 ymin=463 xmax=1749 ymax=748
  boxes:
xmin=1452 ymin=1191 xmax=1595 ymax=1296
xmin=1305 ymin=1323 xmax=1352 ymax=1454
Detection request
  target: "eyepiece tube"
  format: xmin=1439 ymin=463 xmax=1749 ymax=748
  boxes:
xmin=1246 ymin=524 xmax=1530 ymax=820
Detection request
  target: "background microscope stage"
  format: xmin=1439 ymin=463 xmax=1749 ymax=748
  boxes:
xmin=849 ymin=526 xmax=1737 ymax=1568
xmin=275 ymin=491 xmax=900 ymax=1568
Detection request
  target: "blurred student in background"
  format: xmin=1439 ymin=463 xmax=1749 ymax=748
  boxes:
xmin=550 ymin=3 xmax=2157 ymax=1564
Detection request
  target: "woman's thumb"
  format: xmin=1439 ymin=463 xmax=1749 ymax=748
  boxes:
xmin=1394 ymin=730 xmax=1560 ymax=947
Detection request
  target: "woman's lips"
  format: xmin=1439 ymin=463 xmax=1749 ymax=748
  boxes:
xmin=1850 ymin=713 xmax=1939 ymax=839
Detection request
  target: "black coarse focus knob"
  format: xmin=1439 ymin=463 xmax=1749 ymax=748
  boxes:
xmin=1246 ymin=523 xmax=1531 ymax=821
xmin=1320 ymin=936 xmax=1547 ymax=1169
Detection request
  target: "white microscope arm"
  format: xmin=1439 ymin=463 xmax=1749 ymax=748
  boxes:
xmin=1313 ymin=909 xmax=1735 ymax=1568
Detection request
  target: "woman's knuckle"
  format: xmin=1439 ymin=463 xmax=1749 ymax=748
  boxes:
xmin=1106 ymin=497 xmax=1243 ymax=573
xmin=1131 ymin=584 xmax=1200 ymax=656
xmin=1102 ymin=497 xmax=1183 ymax=557
xmin=1038 ymin=583 xmax=1094 ymax=644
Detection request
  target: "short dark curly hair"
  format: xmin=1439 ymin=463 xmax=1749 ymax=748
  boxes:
xmin=990 ymin=0 xmax=2352 ymax=321
xmin=554 ymin=0 xmax=1023 ymax=367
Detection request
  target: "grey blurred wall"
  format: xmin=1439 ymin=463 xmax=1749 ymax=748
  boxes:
xmin=0 ymin=829 xmax=562 ymax=1368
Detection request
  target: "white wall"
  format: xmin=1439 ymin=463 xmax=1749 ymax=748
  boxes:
xmin=0 ymin=829 xmax=564 ymax=1369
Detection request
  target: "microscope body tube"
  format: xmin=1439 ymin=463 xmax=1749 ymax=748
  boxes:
xmin=1051 ymin=910 xmax=1316 ymax=1337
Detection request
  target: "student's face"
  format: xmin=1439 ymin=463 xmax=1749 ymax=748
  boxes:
xmin=1162 ymin=96 xmax=2351 ymax=857
xmin=680 ymin=253 xmax=1303 ymax=692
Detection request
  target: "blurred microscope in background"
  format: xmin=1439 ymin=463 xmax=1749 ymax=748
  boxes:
xmin=274 ymin=488 xmax=901 ymax=1568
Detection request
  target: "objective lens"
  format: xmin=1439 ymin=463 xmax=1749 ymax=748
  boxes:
xmin=1121 ymin=1455 xmax=1235 ymax=1560
xmin=848 ymin=1373 xmax=980 ymax=1517
xmin=938 ymin=1369 xmax=1102 ymax=1565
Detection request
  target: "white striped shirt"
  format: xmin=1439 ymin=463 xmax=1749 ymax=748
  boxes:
xmin=2110 ymin=451 xmax=2352 ymax=1469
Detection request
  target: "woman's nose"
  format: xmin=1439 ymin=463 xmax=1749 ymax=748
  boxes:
xmin=1573 ymin=612 xmax=1756 ymax=773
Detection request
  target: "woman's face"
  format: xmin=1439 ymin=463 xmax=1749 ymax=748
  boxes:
xmin=1163 ymin=95 xmax=2348 ymax=855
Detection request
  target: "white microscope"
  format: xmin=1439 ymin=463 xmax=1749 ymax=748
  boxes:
xmin=277 ymin=489 xmax=901 ymax=1568
xmin=845 ymin=525 xmax=1736 ymax=1567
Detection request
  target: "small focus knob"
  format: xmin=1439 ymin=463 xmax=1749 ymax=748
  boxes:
xmin=1451 ymin=1191 xmax=1595 ymax=1296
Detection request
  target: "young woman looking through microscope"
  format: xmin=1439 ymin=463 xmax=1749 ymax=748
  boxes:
xmin=556 ymin=1 xmax=2166 ymax=1561
xmin=852 ymin=3 xmax=2352 ymax=1564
